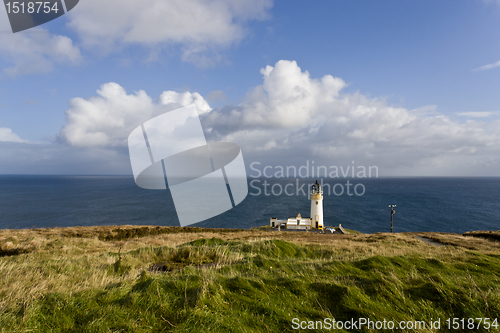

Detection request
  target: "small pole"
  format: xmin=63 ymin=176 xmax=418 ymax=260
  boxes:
xmin=389 ymin=205 xmax=396 ymax=233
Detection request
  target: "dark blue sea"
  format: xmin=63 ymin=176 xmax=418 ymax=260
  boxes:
xmin=0 ymin=176 xmax=499 ymax=234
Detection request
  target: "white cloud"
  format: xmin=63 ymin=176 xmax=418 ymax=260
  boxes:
xmin=0 ymin=11 xmax=82 ymax=76
xmin=458 ymin=111 xmax=499 ymax=118
xmin=0 ymin=127 xmax=29 ymax=143
xmin=409 ymin=105 xmax=438 ymax=115
xmin=208 ymin=60 xmax=347 ymax=128
xmin=66 ymin=0 xmax=272 ymax=66
xmin=47 ymin=60 xmax=500 ymax=176
xmin=59 ymin=82 xmax=211 ymax=147
xmin=0 ymin=0 xmax=271 ymax=75
xmin=0 ymin=30 xmax=82 ymax=76
xmin=202 ymin=60 xmax=500 ymax=176
xmin=473 ymin=60 xmax=500 ymax=72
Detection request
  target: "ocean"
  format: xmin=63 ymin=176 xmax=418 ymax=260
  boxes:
xmin=0 ymin=175 xmax=499 ymax=234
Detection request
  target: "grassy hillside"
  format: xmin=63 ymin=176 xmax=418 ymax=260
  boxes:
xmin=1 ymin=226 xmax=499 ymax=332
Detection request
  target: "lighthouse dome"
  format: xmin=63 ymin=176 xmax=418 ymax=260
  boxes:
xmin=311 ymin=180 xmax=322 ymax=194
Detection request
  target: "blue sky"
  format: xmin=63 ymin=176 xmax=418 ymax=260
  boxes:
xmin=0 ymin=0 xmax=500 ymax=176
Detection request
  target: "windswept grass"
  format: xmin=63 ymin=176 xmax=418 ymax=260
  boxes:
xmin=0 ymin=227 xmax=499 ymax=332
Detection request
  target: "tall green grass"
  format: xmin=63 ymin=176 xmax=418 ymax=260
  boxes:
xmin=1 ymin=238 xmax=499 ymax=332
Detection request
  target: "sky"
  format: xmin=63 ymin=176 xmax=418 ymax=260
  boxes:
xmin=0 ymin=0 xmax=500 ymax=176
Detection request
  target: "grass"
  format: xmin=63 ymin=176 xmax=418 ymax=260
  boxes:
xmin=0 ymin=226 xmax=499 ymax=332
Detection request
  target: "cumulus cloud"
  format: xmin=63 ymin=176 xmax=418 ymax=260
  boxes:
xmin=0 ymin=11 xmax=82 ymax=76
xmin=66 ymin=0 xmax=272 ymax=66
xmin=0 ymin=127 xmax=29 ymax=143
xmin=203 ymin=60 xmax=347 ymax=130
xmin=59 ymin=82 xmax=211 ymax=147
xmin=202 ymin=60 xmax=500 ymax=175
xmin=55 ymin=60 xmax=500 ymax=176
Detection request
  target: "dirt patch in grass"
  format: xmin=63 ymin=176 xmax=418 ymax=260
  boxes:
xmin=0 ymin=247 xmax=31 ymax=257
xmin=410 ymin=231 xmax=500 ymax=251
xmin=463 ymin=230 xmax=500 ymax=242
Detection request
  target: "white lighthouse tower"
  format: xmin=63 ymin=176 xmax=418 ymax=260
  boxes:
xmin=310 ymin=180 xmax=324 ymax=230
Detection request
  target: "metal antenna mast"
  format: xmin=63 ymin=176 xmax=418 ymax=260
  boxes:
xmin=389 ymin=205 xmax=396 ymax=233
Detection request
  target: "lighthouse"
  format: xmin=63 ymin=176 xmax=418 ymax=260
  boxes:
xmin=310 ymin=180 xmax=324 ymax=230
xmin=269 ymin=179 xmax=328 ymax=231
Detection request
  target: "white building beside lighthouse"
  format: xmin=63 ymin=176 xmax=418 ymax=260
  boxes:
xmin=270 ymin=180 xmax=324 ymax=230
